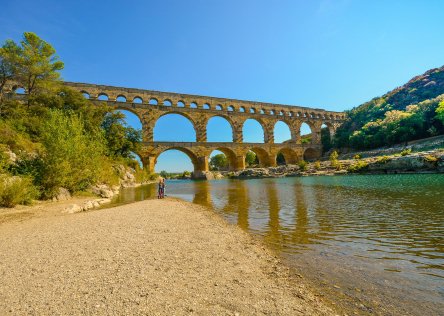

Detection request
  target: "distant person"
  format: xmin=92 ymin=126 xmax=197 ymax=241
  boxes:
xmin=157 ymin=178 xmax=164 ymax=199
xmin=161 ymin=178 xmax=166 ymax=198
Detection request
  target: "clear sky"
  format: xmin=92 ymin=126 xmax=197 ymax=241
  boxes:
xmin=2 ymin=0 xmax=444 ymax=172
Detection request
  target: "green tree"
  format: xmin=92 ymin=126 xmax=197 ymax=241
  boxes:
xmin=159 ymin=170 xmax=169 ymax=179
xmin=14 ymin=32 xmax=64 ymax=100
xmin=0 ymin=39 xmax=20 ymax=96
xmin=245 ymin=151 xmax=258 ymax=166
xmin=39 ymin=109 xmax=111 ymax=198
xmin=436 ymin=100 xmax=444 ymax=124
xmin=209 ymin=153 xmax=228 ymax=170
xmin=101 ymin=111 xmax=142 ymax=158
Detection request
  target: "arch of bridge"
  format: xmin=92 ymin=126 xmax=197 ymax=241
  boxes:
xmin=60 ymin=82 xmax=345 ymax=177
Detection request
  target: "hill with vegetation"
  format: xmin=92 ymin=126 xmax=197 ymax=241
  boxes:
xmin=334 ymin=66 xmax=444 ymax=149
xmin=0 ymin=32 xmax=149 ymax=207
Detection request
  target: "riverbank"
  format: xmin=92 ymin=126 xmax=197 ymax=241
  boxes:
xmin=229 ymin=149 xmax=444 ymax=179
xmin=0 ymin=198 xmax=337 ymax=315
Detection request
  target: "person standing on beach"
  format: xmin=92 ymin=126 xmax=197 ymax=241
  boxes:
xmin=161 ymin=178 xmax=166 ymax=198
xmin=157 ymin=178 xmax=163 ymax=199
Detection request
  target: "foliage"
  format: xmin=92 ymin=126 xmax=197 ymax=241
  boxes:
xmin=321 ymin=127 xmax=332 ymax=152
xmin=0 ymin=175 xmax=38 ymax=207
xmin=400 ymin=148 xmax=412 ymax=156
xmin=245 ymin=151 xmax=258 ymax=166
xmin=101 ymin=112 xmax=142 ymax=158
xmin=38 ymin=110 xmax=112 ymax=198
xmin=436 ymin=100 xmax=444 ymax=124
xmin=0 ymin=40 xmax=20 ymax=96
xmin=348 ymin=160 xmax=369 ymax=173
xmin=329 ymin=150 xmax=339 ymax=168
xmin=159 ymin=170 xmax=169 ymax=179
xmin=209 ymin=153 xmax=228 ymax=170
xmin=353 ymin=154 xmax=361 ymax=159
xmin=375 ymin=155 xmax=391 ymax=164
xmin=314 ymin=161 xmax=321 ymax=170
xmin=298 ymin=160 xmax=308 ymax=171
xmin=334 ymin=66 xmax=444 ymax=149
xmin=182 ymin=170 xmax=191 ymax=178
xmin=301 ymin=138 xmax=311 ymax=144
xmin=423 ymin=155 xmax=438 ymax=163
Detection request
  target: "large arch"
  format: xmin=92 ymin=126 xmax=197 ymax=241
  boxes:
xmin=248 ymin=147 xmax=273 ymax=167
xmin=276 ymin=148 xmax=299 ymax=165
xmin=209 ymin=147 xmax=240 ymax=171
xmin=154 ymin=112 xmax=196 ymax=141
xmin=303 ymin=147 xmax=321 ymax=161
xmin=321 ymin=122 xmax=333 ymax=153
xmin=206 ymin=115 xmax=234 ymax=142
xmin=112 ymin=108 xmax=143 ymax=130
xmin=299 ymin=122 xmax=313 ymax=144
xmin=154 ymin=147 xmax=199 ymax=175
xmin=273 ymin=121 xmax=292 ymax=143
xmin=243 ymin=119 xmax=266 ymax=143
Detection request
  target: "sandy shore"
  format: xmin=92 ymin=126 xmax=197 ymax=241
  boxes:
xmin=0 ymin=198 xmax=336 ymax=315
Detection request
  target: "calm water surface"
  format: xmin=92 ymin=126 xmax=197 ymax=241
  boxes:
xmin=111 ymin=174 xmax=444 ymax=315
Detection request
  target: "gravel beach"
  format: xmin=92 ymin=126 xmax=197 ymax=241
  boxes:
xmin=0 ymin=198 xmax=335 ymax=315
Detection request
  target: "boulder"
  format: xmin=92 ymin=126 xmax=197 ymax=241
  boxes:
xmin=63 ymin=204 xmax=82 ymax=214
xmin=52 ymin=187 xmax=71 ymax=202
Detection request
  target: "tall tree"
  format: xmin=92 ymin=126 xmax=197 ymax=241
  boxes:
xmin=15 ymin=32 xmax=64 ymax=99
xmin=0 ymin=40 xmax=21 ymax=96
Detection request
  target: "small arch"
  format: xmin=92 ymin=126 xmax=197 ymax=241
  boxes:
xmin=163 ymin=99 xmax=172 ymax=106
xmin=215 ymin=104 xmax=223 ymax=111
xmin=133 ymin=97 xmax=143 ymax=104
xmin=98 ymin=93 xmax=109 ymax=101
xmin=288 ymin=111 xmax=293 ymax=117
xmin=202 ymin=103 xmax=210 ymax=110
xmin=149 ymin=98 xmax=158 ymax=105
xmin=279 ymin=111 xmax=284 ymax=116
xmin=116 ymin=95 xmax=127 ymax=102
xmin=227 ymin=105 xmax=234 ymax=112
xmin=270 ymin=110 xmax=275 ymax=115
xmin=81 ymin=91 xmax=90 ymax=99
xmin=303 ymin=148 xmax=320 ymax=161
xmin=190 ymin=102 xmax=198 ymax=108
xmin=239 ymin=106 xmax=246 ymax=113
xmin=177 ymin=101 xmax=185 ymax=107
xmin=15 ymin=87 xmax=26 ymax=94
xmin=250 ymin=108 xmax=256 ymax=114
xmin=260 ymin=109 xmax=265 ymax=115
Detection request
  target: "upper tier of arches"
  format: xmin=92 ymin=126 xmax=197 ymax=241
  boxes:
xmin=64 ymin=82 xmax=346 ymax=121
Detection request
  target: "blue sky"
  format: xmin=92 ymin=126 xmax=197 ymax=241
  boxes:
xmin=2 ymin=0 xmax=444 ymax=172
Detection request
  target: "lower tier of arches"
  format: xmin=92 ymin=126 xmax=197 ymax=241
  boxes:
xmin=138 ymin=142 xmax=322 ymax=178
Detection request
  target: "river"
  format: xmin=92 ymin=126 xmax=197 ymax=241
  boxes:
xmin=109 ymin=174 xmax=444 ymax=315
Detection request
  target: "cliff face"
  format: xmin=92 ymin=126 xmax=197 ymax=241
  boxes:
xmin=335 ymin=66 xmax=444 ymax=149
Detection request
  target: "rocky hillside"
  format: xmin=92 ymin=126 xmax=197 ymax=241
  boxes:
xmin=335 ymin=66 xmax=444 ymax=149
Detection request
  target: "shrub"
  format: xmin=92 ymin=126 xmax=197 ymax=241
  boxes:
xmin=353 ymin=154 xmax=362 ymax=160
xmin=298 ymin=160 xmax=308 ymax=171
xmin=424 ymin=155 xmax=438 ymax=163
xmin=0 ymin=175 xmax=38 ymax=207
xmin=376 ymin=156 xmax=391 ymax=164
xmin=39 ymin=109 xmax=112 ymax=198
xmin=348 ymin=160 xmax=369 ymax=173
xmin=400 ymin=148 xmax=412 ymax=156
xmin=329 ymin=150 xmax=340 ymax=168
xmin=314 ymin=161 xmax=321 ymax=170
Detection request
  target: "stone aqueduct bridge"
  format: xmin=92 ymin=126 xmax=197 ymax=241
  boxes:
xmin=64 ymin=82 xmax=346 ymax=177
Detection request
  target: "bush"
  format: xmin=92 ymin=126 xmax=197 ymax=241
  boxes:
xmin=424 ymin=155 xmax=438 ymax=163
xmin=0 ymin=175 xmax=38 ymax=207
xmin=39 ymin=109 xmax=113 ymax=198
xmin=400 ymin=148 xmax=412 ymax=156
xmin=298 ymin=160 xmax=308 ymax=171
xmin=376 ymin=156 xmax=391 ymax=164
xmin=353 ymin=154 xmax=362 ymax=160
xmin=314 ymin=161 xmax=321 ymax=170
xmin=329 ymin=150 xmax=340 ymax=168
xmin=348 ymin=160 xmax=369 ymax=173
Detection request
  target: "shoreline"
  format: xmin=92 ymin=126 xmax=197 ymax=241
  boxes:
xmin=0 ymin=197 xmax=340 ymax=315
